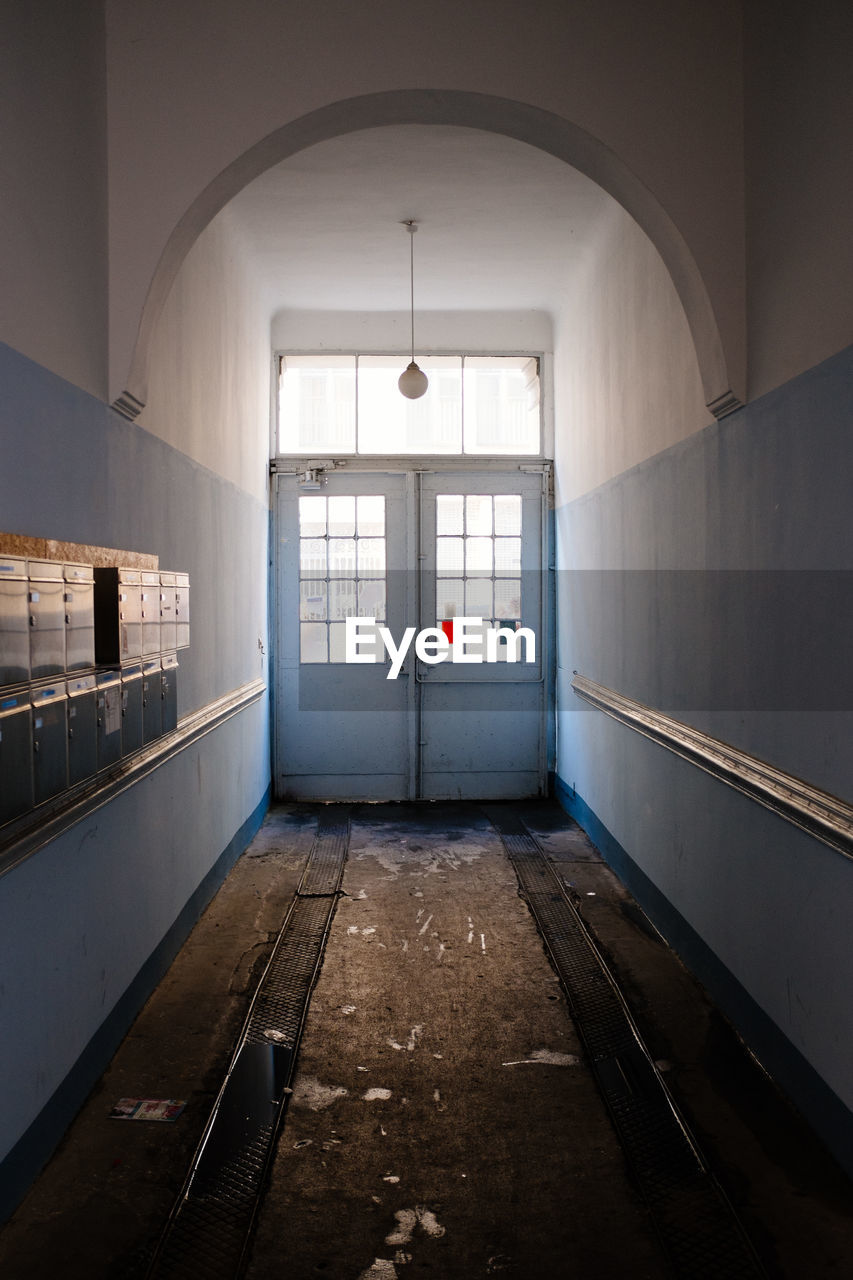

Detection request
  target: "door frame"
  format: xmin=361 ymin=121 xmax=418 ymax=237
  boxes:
xmin=270 ymin=456 xmax=554 ymax=799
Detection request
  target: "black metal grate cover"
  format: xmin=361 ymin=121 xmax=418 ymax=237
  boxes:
xmin=142 ymin=808 xmax=350 ymax=1280
xmin=488 ymin=809 xmax=766 ymax=1280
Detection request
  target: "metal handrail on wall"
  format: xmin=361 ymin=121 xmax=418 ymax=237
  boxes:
xmin=571 ymin=674 xmax=853 ymax=861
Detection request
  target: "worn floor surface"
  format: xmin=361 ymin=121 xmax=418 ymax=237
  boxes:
xmin=1 ymin=802 xmax=851 ymax=1279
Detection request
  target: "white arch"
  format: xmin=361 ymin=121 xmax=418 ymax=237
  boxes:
xmin=114 ymin=89 xmax=740 ymax=422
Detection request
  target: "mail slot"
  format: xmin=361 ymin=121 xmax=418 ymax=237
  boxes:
xmin=159 ymin=571 xmax=177 ymax=652
xmin=67 ymin=672 xmax=97 ymax=785
xmin=0 ymin=554 xmax=30 ymax=687
xmin=64 ymin=563 xmax=95 ymax=673
xmin=175 ymin=572 xmax=190 ymax=649
xmin=31 ymin=681 xmax=68 ymax=805
xmin=94 ymin=567 xmax=142 ymax=664
xmin=142 ymin=657 xmax=162 ymax=743
xmin=160 ymin=652 xmax=178 ymax=734
xmin=0 ymin=690 xmax=33 ymax=823
xmin=140 ymin=571 xmax=161 ymax=657
xmin=28 ymin=560 xmax=66 ymax=679
xmin=121 ymin=662 xmax=144 ymax=755
xmin=96 ymin=668 xmax=122 ymax=769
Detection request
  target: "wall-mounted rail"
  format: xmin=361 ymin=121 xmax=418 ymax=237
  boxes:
xmin=571 ymin=674 xmax=853 ymax=860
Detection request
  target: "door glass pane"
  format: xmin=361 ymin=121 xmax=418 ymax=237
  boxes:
xmin=328 ymin=579 xmax=356 ymax=620
xmin=328 ymin=538 xmax=356 ymax=577
xmin=436 ymin=494 xmax=463 ymax=536
xmin=300 ymin=581 xmax=327 ymax=621
xmin=358 ymin=579 xmax=386 ymax=620
xmin=466 ymin=578 xmax=493 ymax=617
xmin=437 ymin=537 xmax=464 ymax=574
xmin=466 ymin=495 xmax=493 ymax=536
xmin=300 ymin=622 xmax=327 ymax=662
xmin=358 ymin=538 xmax=386 ymax=575
xmin=299 ymin=495 xmax=327 ymax=536
xmin=298 ymin=494 xmax=386 ymax=662
xmin=466 ymin=537 xmax=493 ymax=574
xmin=494 ymin=494 xmax=522 ymax=536
xmin=357 ymin=495 xmax=385 ymax=536
xmin=300 ymin=539 xmax=326 ymax=577
xmin=436 ymin=579 xmax=465 ymax=621
xmin=494 ymin=578 xmax=521 ymax=619
xmin=494 ymin=537 xmax=521 ymax=573
xmin=328 ymin=496 xmax=355 ymax=537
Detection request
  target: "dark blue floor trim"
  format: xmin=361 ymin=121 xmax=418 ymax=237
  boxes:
xmin=0 ymin=785 xmax=271 ymax=1224
xmin=554 ymin=774 xmax=853 ymax=1182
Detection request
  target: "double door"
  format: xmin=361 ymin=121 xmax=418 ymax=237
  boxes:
xmin=273 ymin=466 xmax=549 ymax=800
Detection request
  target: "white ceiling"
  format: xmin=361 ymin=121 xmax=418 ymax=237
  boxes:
xmin=226 ymin=125 xmax=616 ymax=314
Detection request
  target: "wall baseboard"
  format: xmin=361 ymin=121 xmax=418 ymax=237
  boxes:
xmin=0 ymin=785 xmax=270 ymax=1224
xmin=553 ymin=773 xmax=853 ymax=1182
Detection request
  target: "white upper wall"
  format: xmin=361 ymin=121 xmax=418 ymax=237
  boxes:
xmin=104 ymin=0 xmax=746 ymax=409
xmin=0 ymin=0 xmax=107 ymax=398
xmin=554 ymin=203 xmax=712 ymax=504
xmin=141 ymin=209 xmax=271 ymax=499
xmin=745 ymin=0 xmax=853 ymax=397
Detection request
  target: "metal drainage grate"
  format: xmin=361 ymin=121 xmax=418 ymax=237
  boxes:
xmin=142 ymin=807 xmax=351 ymax=1280
xmin=487 ymin=809 xmax=766 ymax=1280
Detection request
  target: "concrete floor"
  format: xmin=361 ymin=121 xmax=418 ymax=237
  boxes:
xmin=1 ymin=802 xmax=852 ymax=1278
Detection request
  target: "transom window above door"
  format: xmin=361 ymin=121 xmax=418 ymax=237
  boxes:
xmin=277 ymin=354 xmax=541 ymax=456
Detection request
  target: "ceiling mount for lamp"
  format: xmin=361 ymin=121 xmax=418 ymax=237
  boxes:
xmin=399 ymin=219 xmax=428 ymax=400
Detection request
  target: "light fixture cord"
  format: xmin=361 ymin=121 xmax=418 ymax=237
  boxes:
xmin=409 ymin=223 xmax=415 ymax=363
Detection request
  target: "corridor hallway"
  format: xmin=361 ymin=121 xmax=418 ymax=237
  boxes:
xmin=1 ymin=803 xmax=851 ymax=1279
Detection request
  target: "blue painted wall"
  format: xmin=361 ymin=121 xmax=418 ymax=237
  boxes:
xmin=555 ymin=344 xmax=853 ymax=1174
xmin=0 ymin=344 xmax=271 ymax=1216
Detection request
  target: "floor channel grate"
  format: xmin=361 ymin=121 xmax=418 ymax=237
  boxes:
xmin=141 ymin=808 xmax=351 ymax=1280
xmin=487 ymin=808 xmax=767 ymax=1280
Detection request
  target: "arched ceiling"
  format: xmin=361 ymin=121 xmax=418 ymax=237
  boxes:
xmin=225 ymin=124 xmax=616 ymax=314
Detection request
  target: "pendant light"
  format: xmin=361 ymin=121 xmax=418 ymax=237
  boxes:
xmin=398 ymin=219 xmax=429 ymax=399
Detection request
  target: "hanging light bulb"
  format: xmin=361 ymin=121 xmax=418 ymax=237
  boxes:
xmin=399 ymin=220 xmax=428 ymax=399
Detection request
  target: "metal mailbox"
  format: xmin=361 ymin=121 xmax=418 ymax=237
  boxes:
xmin=0 ymin=554 xmax=30 ymax=687
xmin=142 ymin=657 xmax=162 ymax=744
xmin=28 ymin=559 xmax=66 ymax=679
xmin=121 ymin=662 xmax=144 ymax=755
xmin=175 ymin=572 xmax=190 ymax=649
xmin=159 ymin=571 xmax=177 ymax=652
xmin=140 ymin=571 xmax=161 ymax=657
xmin=160 ymin=652 xmax=178 ymax=734
xmin=94 ymin=567 xmax=142 ymax=664
xmin=64 ymin=563 xmax=95 ymax=673
xmin=67 ymin=672 xmax=97 ymax=786
xmin=31 ymin=682 xmax=68 ymax=805
xmin=96 ymin=668 xmax=122 ymax=769
xmin=0 ymin=689 xmax=33 ymax=824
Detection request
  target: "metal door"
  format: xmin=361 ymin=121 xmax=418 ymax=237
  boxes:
xmin=417 ymin=470 xmax=547 ymax=798
xmin=273 ymin=466 xmax=548 ymax=800
xmin=274 ymin=471 xmax=413 ymax=800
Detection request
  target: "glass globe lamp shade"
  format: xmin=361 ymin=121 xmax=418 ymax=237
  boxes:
xmin=398 ymin=360 xmax=429 ymax=399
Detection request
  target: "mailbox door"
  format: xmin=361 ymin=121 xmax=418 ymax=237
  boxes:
xmin=29 ymin=563 xmax=66 ymax=679
xmin=160 ymin=653 xmax=178 ymax=734
xmin=0 ymin=557 xmax=30 ymax=686
xmin=32 ymin=685 xmax=68 ymax=804
xmin=175 ymin=573 xmax=190 ymax=649
xmin=121 ymin=666 xmax=144 ymax=754
xmin=142 ymin=659 xmax=162 ymax=743
xmin=67 ymin=676 xmax=98 ymax=785
xmin=141 ymin=572 xmax=161 ymax=656
xmin=64 ymin=567 xmax=95 ymax=672
xmin=0 ymin=693 xmax=34 ymax=823
xmin=96 ymin=674 xmax=122 ymax=768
